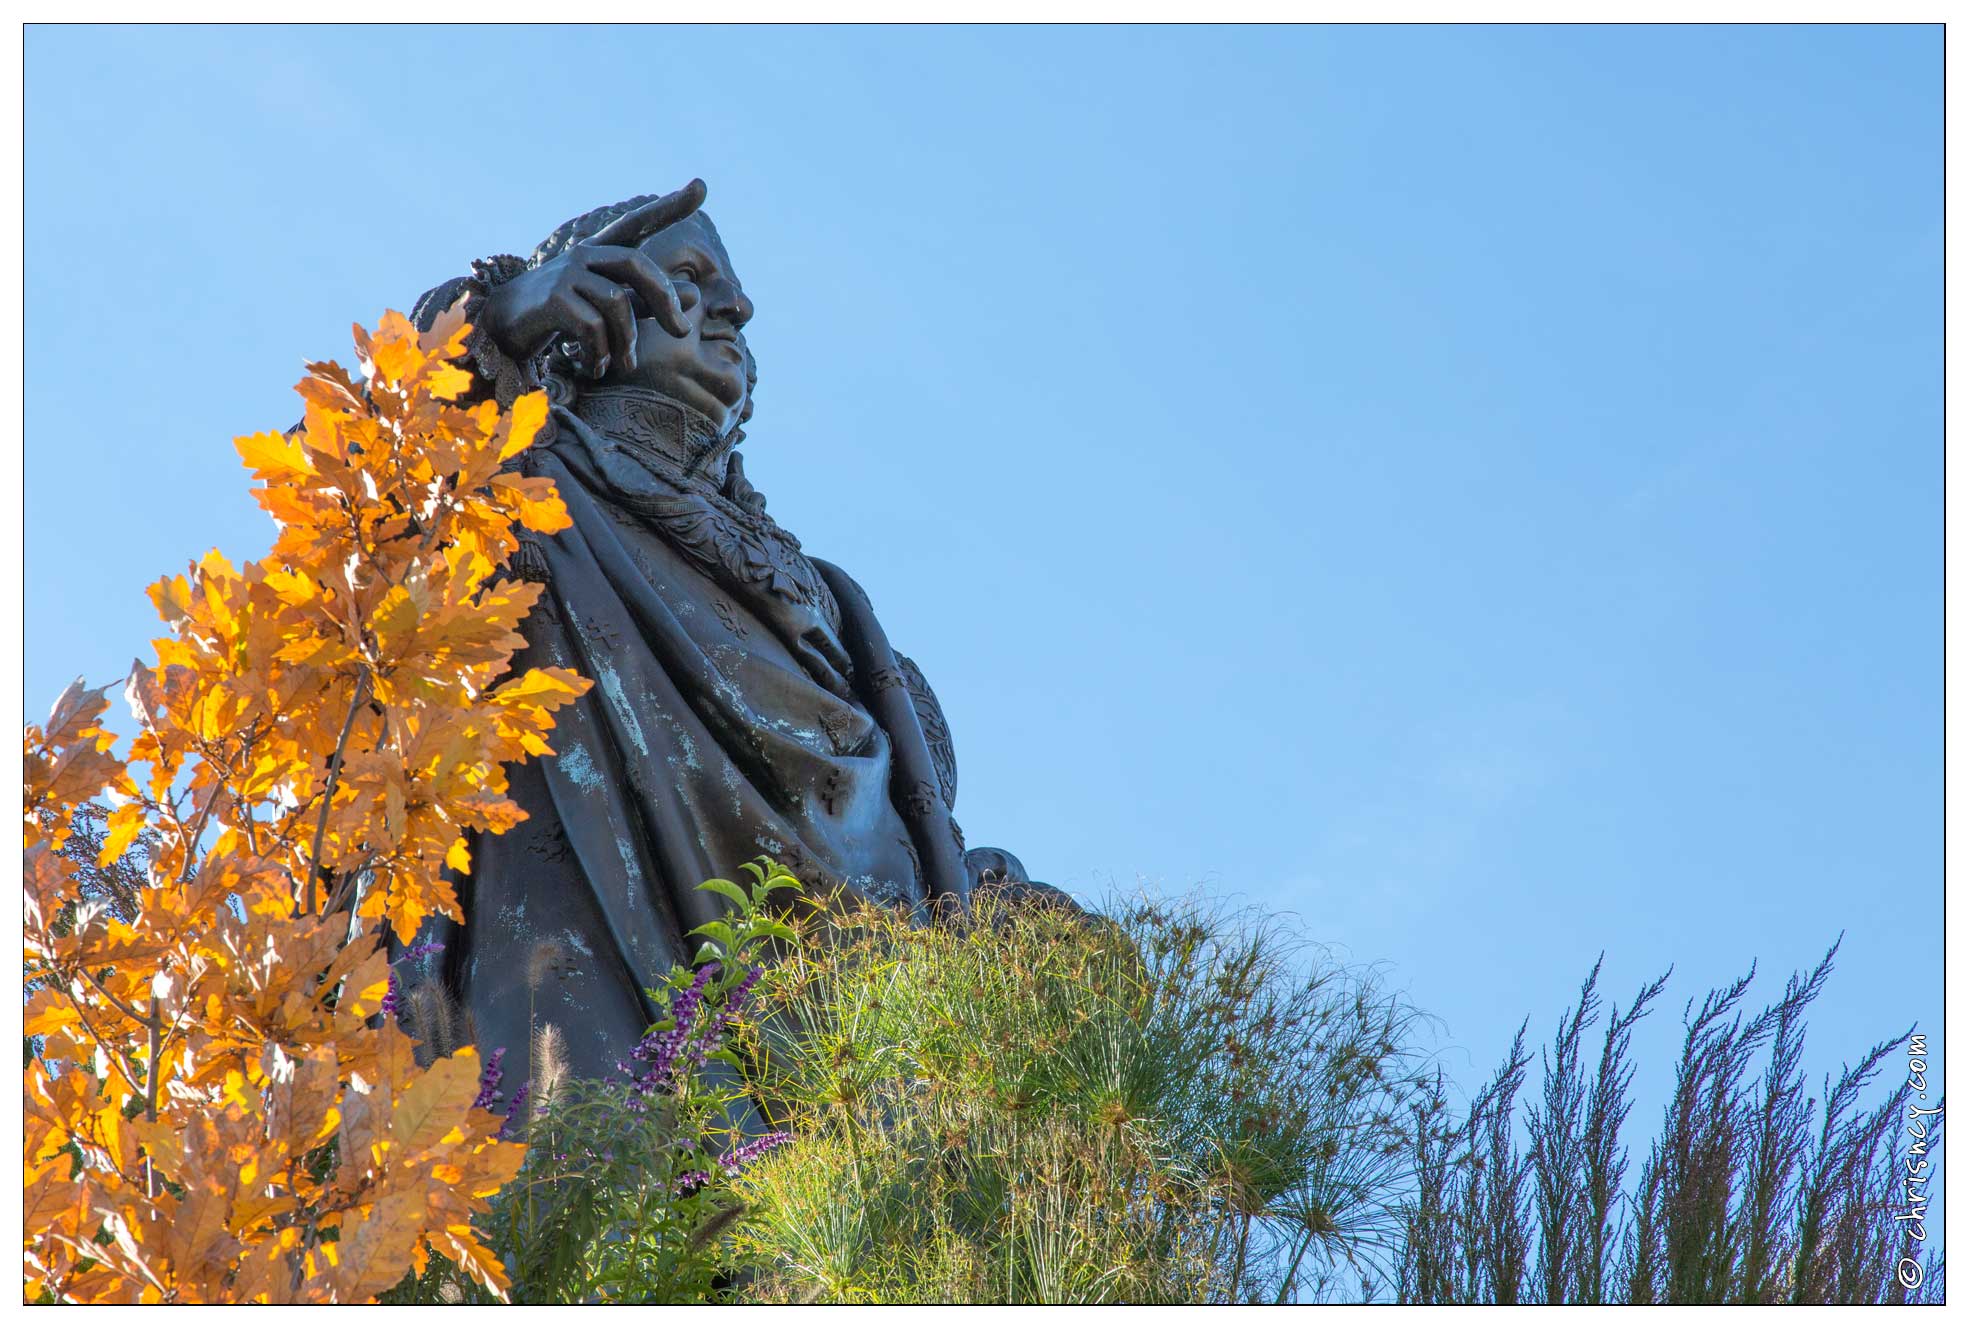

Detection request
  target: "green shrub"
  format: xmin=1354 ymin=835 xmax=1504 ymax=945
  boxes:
xmin=383 ymin=865 xmax=1938 ymax=1306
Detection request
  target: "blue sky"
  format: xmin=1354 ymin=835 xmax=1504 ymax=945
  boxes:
xmin=25 ymin=23 xmax=1941 ymax=1187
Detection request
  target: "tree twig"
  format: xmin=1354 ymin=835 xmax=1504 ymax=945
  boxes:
xmin=325 ymin=852 xmax=377 ymax=920
xmin=145 ymin=997 xmax=162 ymax=1124
xmin=305 ymin=669 xmax=372 ymax=916
xmin=60 ymin=984 xmax=147 ymax=1106
xmin=176 ymin=777 xmax=230 ymax=885
xmin=79 ymin=966 xmax=151 ymax=1030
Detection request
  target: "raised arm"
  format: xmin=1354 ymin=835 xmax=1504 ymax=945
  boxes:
xmin=409 ymin=179 xmax=710 ymax=405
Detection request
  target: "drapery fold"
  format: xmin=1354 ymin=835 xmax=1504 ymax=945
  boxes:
xmin=401 ymin=400 xmax=968 ymax=1085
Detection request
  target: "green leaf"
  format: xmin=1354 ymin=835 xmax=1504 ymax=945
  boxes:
xmin=694 ymin=877 xmax=750 ymax=911
xmin=689 ymin=919 xmax=737 ymax=952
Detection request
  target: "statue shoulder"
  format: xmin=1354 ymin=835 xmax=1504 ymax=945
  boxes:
xmin=893 ymin=652 xmax=957 ymax=811
xmin=808 ymin=557 xmax=872 ymax=613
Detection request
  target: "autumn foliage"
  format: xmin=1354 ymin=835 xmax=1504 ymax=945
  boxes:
xmin=23 ymin=309 xmax=590 ymax=1302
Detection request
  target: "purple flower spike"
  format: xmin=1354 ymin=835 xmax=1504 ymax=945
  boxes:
xmin=498 ymin=1079 xmax=531 ymax=1140
xmin=717 ymin=1130 xmax=794 ymax=1173
xmin=393 ymin=939 xmax=446 ymax=968
xmin=687 ymin=965 xmax=764 ymax=1065
xmin=627 ymin=962 xmax=723 ymax=1098
xmin=380 ymin=971 xmax=402 ymax=1019
xmin=473 ymin=1046 xmax=507 ymax=1111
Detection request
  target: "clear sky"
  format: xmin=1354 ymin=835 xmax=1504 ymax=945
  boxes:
xmin=25 ymin=23 xmax=1941 ymax=1182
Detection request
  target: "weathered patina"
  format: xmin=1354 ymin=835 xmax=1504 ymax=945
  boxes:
xmin=395 ymin=181 xmax=1056 ymax=1084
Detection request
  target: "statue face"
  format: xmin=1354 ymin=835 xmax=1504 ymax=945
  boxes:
xmin=597 ymin=212 xmax=754 ymax=435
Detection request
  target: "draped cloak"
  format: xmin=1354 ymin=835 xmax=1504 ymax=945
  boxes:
xmin=399 ymin=386 xmax=976 ymax=1087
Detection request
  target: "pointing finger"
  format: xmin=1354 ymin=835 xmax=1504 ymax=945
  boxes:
xmin=587 ymin=178 xmax=707 ymax=249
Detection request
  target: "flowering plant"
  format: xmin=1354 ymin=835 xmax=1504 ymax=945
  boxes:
xmin=386 ymin=860 xmax=802 ymax=1304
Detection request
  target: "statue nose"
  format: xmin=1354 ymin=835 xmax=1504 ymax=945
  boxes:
xmin=714 ymin=286 xmax=755 ymax=329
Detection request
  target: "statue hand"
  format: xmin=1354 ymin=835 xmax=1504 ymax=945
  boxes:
xmin=478 ymin=178 xmax=708 ymax=378
xmin=965 ymin=847 xmax=1084 ymax=918
xmin=964 ymin=846 xmax=1029 ymax=888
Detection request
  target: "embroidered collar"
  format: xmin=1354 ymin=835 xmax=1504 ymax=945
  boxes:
xmin=571 ymin=386 xmax=736 ymax=486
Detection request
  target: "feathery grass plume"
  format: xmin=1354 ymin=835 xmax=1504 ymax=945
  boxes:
xmin=403 ymin=980 xmax=467 ymax=1060
xmin=1735 ymin=941 xmax=1836 ymax=1302
xmin=1521 ymin=960 xmax=1669 ymax=1303
xmin=531 ymin=1022 xmax=570 ymax=1116
xmin=1653 ymin=962 xmax=1773 ymax=1303
xmin=1527 ymin=961 xmax=1599 ymax=1305
xmin=1407 ymin=1022 xmax=1535 ymax=1304
xmin=1396 ymin=1069 xmax=1455 ymax=1304
xmin=1399 ymin=944 xmax=1941 ymax=1306
xmin=527 ymin=936 xmax=572 ymax=992
xmin=1473 ymin=1023 xmax=1533 ymax=1303
xmin=1788 ymin=1023 xmax=1929 ymax=1303
xmin=688 ymin=1201 xmax=749 ymax=1255
xmin=1575 ymin=965 xmax=1670 ymax=1303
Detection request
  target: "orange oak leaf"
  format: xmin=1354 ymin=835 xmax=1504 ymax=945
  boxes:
xmin=24 ymin=312 xmax=578 ymax=1304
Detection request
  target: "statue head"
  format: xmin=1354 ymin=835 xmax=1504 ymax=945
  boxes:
xmin=533 ymin=192 xmax=757 ymax=440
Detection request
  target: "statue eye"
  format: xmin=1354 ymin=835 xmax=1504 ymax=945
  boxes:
xmin=670 ymin=264 xmax=699 ymax=284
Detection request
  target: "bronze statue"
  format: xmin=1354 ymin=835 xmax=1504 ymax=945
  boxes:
xmin=397 ymin=180 xmax=1057 ymax=1085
